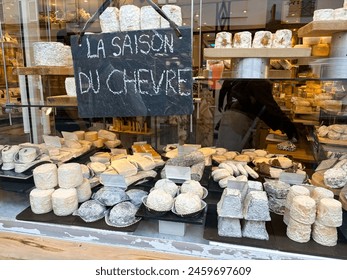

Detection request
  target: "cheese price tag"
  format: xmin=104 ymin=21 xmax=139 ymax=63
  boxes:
xmin=165 ymin=165 xmax=191 ymax=183
xmin=110 ymin=148 xmax=127 ymax=155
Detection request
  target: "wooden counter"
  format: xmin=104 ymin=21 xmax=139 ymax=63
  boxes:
xmin=266 ymin=141 xmax=316 ymax=163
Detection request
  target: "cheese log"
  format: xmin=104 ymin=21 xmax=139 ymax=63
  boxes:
xmin=215 ymin=32 xmax=232 ymax=48
xmin=212 ymin=168 xmax=231 ymax=181
xmin=224 ymin=161 xmax=240 ymax=176
xmin=244 ymin=165 xmax=259 ymax=179
xmin=30 ymin=188 xmax=55 ymax=214
xmin=33 ymin=163 xmax=58 ymax=190
xmin=316 ymin=198 xmax=342 ymax=227
xmin=140 ymin=5 xmax=160 ymax=30
xmin=120 ymin=5 xmax=140 ymax=31
xmin=236 ymin=163 xmax=248 ymax=177
xmin=58 ymin=163 xmax=84 ymax=189
xmin=312 ymin=220 xmax=338 ymax=247
xmin=286 ymin=217 xmax=311 ymax=243
xmin=289 ymin=195 xmax=316 ymax=225
xmin=217 ymin=216 xmax=242 ymax=238
xmin=160 ymin=5 xmax=182 ymax=28
xmin=99 ymin=7 xmax=120 ymax=33
xmin=191 ymin=161 xmax=205 ymax=181
xmin=52 ymin=188 xmax=78 ymax=216
xmin=76 ymin=178 xmax=92 ymax=203
xmin=263 ymin=180 xmax=290 ymax=199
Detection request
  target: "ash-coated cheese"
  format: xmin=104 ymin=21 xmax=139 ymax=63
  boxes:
xmin=75 ymin=200 xmax=107 ymax=222
xmin=285 ymin=185 xmax=310 ymax=209
xmin=99 ymin=7 xmax=120 ymax=33
xmin=33 ymin=163 xmax=58 ymax=190
xmin=316 ymin=198 xmax=342 ymax=227
xmin=263 ymin=180 xmax=290 ymax=199
xmin=233 ymin=31 xmax=252 ymax=48
xmin=58 ymin=163 xmax=84 ymax=189
xmin=174 ymin=193 xmax=201 ymax=215
xmin=217 ymin=216 xmax=242 ymax=238
xmin=191 ymin=161 xmax=205 ymax=181
xmin=52 ymin=188 xmax=78 ymax=216
xmin=153 ymin=178 xmax=178 ymax=198
xmin=146 ymin=188 xmax=173 ymax=212
xmin=160 ymin=5 xmax=182 ymax=28
xmin=65 ymin=77 xmax=76 ymax=97
xmin=243 ymin=191 xmax=271 ymax=221
xmin=217 ymin=188 xmax=243 ymax=218
xmin=286 ymin=217 xmax=311 ymax=243
xmin=107 ymin=201 xmax=138 ymax=226
xmin=289 ymin=195 xmax=316 ymax=225
xmin=120 ymin=5 xmax=140 ymax=31
xmin=30 ymin=188 xmax=55 ymax=214
xmin=268 ymin=196 xmax=286 ymax=215
xmin=310 ymin=187 xmax=334 ymax=204
xmin=140 ymin=6 xmax=160 ymax=30
xmin=76 ymin=178 xmax=92 ymax=203
xmin=215 ymin=32 xmax=232 ymax=48
xmin=252 ymin=31 xmax=272 ymax=48
xmin=323 ymin=167 xmax=347 ymax=188
xmin=313 ymin=9 xmax=334 ymax=21
xmin=84 ymin=131 xmax=98 ymax=142
xmin=312 ymin=220 xmax=338 ymax=247
xmin=241 ymin=220 xmax=269 ymax=240
xmin=272 ymin=29 xmax=292 ymax=48
xmin=180 ymin=180 xmax=204 ymax=198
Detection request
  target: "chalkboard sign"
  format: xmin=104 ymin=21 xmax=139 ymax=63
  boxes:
xmin=70 ymin=27 xmax=193 ymax=118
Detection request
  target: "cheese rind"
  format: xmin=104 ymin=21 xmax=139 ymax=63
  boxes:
xmin=316 ymin=198 xmax=342 ymax=227
xmin=312 ymin=220 xmax=338 ymax=246
xmin=218 ymin=216 xmax=242 ymax=238
xmin=289 ymin=195 xmax=316 ymax=225
xmin=286 ymin=218 xmax=311 ymax=243
xmin=58 ymin=163 xmax=84 ymax=189
xmin=76 ymin=178 xmax=92 ymax=203
xmin=52 ymin=188 xmax=78 ymax=216
xmin=33 ymin=163 xmax=58 ymax=190
xmin=30 ymin=188 xmax=55 ymax=214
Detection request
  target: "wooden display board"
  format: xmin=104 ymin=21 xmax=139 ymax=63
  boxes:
xmin=311 ymin=170 xmax=342 ymax=196
xmin=298 ymin=20 xmax=347 ymax=37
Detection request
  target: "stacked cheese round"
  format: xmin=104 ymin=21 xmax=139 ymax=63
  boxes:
xmin=289 ymin=195 xmax=316 ymax=225
xmin=76 ymin=178 xmax=92 ymax=203
xmin=18 ymin=147 xmax=37 ymax=163
xmin=33 ymin=163 xmax=58 ymax=190
xmin=52 ymin=188 xmax=78 ymax=216
xmin=286 ymin=217 xmax=311 ymax=243
xmin=316 ymin=198 xmax=342 ymax=227
xmin=2 ymin=145 xmax=19 ymax=170
xmin=30 ymin=188 xmax=55 ymax=214
xmin=58 ymin=163 xmax=83 ymax=189
xmin=310 ymin=187 xmax=334 ymax=205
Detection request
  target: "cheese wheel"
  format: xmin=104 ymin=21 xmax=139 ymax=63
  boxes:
xmin=33 ymin=163 xmax=58 ymax=190
xmin=120 ymin=5 xmax=140 ymax=31
xmin=18 ymin=147 xmax=37 ymax=163
xmin=30 ymin=188 xmax=55 ymax=214
xmin=160 ymin=5 xmax=182 ymax=28
xmin=285 ymin=185 xmax=310 ymax=209
xmin=310 ymin=187 xmax=334 ymax=204
xmin=99 ymin=7 xmax=120 ymax=33
xmin=312 ymin=221 xmax=338 ymax=247
xmin=212 ymin=168 xmax=231 ymax=181
xmin=218 ymin=162 xmax=234 ymax=175
xmin=289 ymin=195 xmax=316 ymax=225
xmin=244 ymin=165 xmax=259 ymax=179
xmin=98 ymin=129 xmax=117 ymax=141
xmin=76 ymin=178 xmax=92 ymax=203
xmin=73 ymin=131 xmax=85 ymax=140
xmin=140 ymin=5 xmax=160 ymax=30
xmin=316 ymin=198 xmax=342 ymax=227
xmin=52 ymin=188 xmax=78 ymax=216
xmin=58 ymin=163 xmax=84 ymax=189
xmin=84 ymin=131 xmax=98 ymax=142
xmin=286 ymin=217 xmax=311 ymax=243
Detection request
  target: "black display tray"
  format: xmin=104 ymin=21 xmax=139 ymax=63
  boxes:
xmin=16 ymin=206 xmax=140 ymax=233
xmin=204 ymin=210 xmax=347 ymax=259
xmin=136 ymin=202 xmax=207 ymax=225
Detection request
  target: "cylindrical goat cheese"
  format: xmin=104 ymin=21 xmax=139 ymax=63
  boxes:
xmin=30 ymin=188 xmax=55 ymax=214
xmin=215 ymin=32 xmax=232 ymax=48
xmin=233 ymin=31 xmax=252 ymax=48
xmin=313 ymin=9 xmax=334 ymax=21
xmin=310 ymin=187 xmax=334 ymax=205
xmin=33 ymin=42 xmax=69 ymax=66
xmin=76 ymin=178 xmax=92 ymax=203
xmin=33 ymin=163 xmax=58 ymax=190
xmin=120 ymin=5 xmax=140 ymax=31
xmin=285 ymin=185 xmax=310 ymax=209
xmin=65 ymin=77 xmax=76 ymax=97
xmin=286 ymin=217 xmax=311 ymax=243
xmin=52 ymin=188 xmax=78 ymax=216
xmin=141 ymin=6 xmax=160 ymax=30
xmin=58 ymin=163 xmax=84 ymax=189
xmin=2 ymin=145 xmax=19 ymax=163
xmin=316 ymin=198 xmax=342 ymax=227
xmin=252 ymin=31 xmax=273 ymax=48
xmin=272 ymin=29 xmax=292 ymax=48
xmin=100 ymin=7 xmax=120 ymax=33
xmin=18 ymin=147 xmax=37 ymax=163
xmin=289 ymin=195 xmax=316 ymax=225
xmin=161 ymin=5 xmax=182 ymax=28
xmin=312 ymin=220 xmax=338 ymax=247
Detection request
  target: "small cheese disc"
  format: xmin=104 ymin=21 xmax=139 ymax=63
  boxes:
xmin=52 ymin=188 xmax=78 ymax=216
xmin=58 ymin=163 xmax=84 ymax=189
xmin=30 ymin=188 xmax=55 ymax=214
xmin=33 ymin=163 xmax=58 ymax=190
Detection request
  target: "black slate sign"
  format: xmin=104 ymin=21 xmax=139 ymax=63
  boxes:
xmin=70 ymin=27 xmax=193 ymax=118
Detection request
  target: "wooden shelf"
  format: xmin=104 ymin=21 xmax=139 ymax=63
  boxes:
xmin=204 ymin=47 xmax=311 ymax=60
xmin=15 ymin=66 xmax=74 ymax=76
xmin=298 ymin=20 xmax=347 ymax=37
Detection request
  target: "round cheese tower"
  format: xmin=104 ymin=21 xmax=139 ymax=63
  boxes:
xmin=180 ymin=180 xmax=204 ymax=198
xmin=108 ymin=201 xmax=138 ymax=226
xmin=289 ymin=195 xmax=316 ymax=225
xmin=272 ymin=29 xmax=292 ymax=48
xmin=146 ymin=188 xmax=173 ymax=212
xmin=286 ymin=217 xmax=311 ymax=243
xmin=174 ymin=193 xmax=201 ymax=215
xmin=18 ymin=147 xmax=37 ymax=163
xmin=310 ymin=187 xmax=334 ymax=204
xmin=84 ymin=131 xmax=98 ymax=142
xmin=52 ymin=188 xmax=78 ymax=216
xmin=153 ymin=179 xmax=178 ymax=198
xmin=76 ymin=178 xmax=92 ymax=203
xmin=33 ymin=163 xmax=58 ymax=190
xmin=316 ymin=198 xmax=342 ymax=227
xmin=312 ymin=220 xmax=338 ymax=247
xmin=215 ymin=32 xmax=232 ymax=48
xmin=29 ymin=188 xmax=55 ymax=214
xmin=58 ymin=163 xmax=84 ymax=189
xmin=233 ymin=31 xmax=252 ymax=48
xmin=285 ymin=185 xmax=310 ymax=209
xmin=252 ymin=31 xmax=272 ymax=48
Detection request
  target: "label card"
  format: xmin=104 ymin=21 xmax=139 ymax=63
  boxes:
xmin=100 ymin=173 xmax=127 ymax=189
xmin=165 ymin=165 xmax=191 ymax=183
